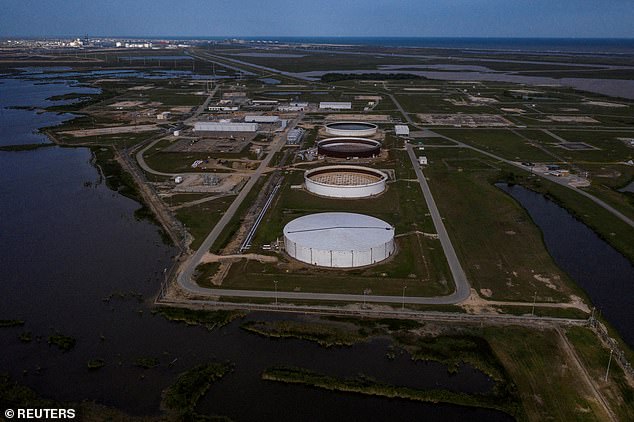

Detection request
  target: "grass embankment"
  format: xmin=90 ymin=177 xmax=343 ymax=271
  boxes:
xmin=91 ymin=147 xmax=163 ymax=228
xmin=161 ymin=362 xmax=232 ymax=419
xmin=194 ymin=262 xmax=221 ymax=288
xmin=153 ymin=306 xmax=245 ymax=331
xmin=261 ymin=367 xmax=520 ymax=417
xmin=210 ymin=176 xmax=267 ymax=253
xmin=175 ymin=197 xmax=234 ymax=250
xmin=424 ymin=148 xmax=579 ymax=302
xmin=485 ymin=326 xmax=614 ymax=421
xmin=241 ymin=320 xmax=366 ymax=347
xmin=565 ymin=327 xmax=634 ymax=422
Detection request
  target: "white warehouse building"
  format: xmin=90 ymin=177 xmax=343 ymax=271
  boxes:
xmin=283 ymin=212 xmax=395 ymax=268
xmin=319 ymin=101 xmax=352 ymax=110
xmin=395 ymin=124 xmax=410 ymax=136
xmin=194 ymin=122 xmax=258 ymax=132
xmin=244 ymin=115 xmax=281 ymax=123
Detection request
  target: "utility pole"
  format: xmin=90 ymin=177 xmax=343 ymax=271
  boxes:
xmin=531 ymin=291 xmax=537 ymax=316
xmin=274 ymin=280 xmax=278 ymax=306
xmin=604 ymin=349 xmax=613 ymax=382
xmin=402 ymin=285 xmax=407 ymax=311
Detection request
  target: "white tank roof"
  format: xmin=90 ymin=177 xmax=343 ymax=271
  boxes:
xmin=283 ymin=212 xmax=393 ymax=251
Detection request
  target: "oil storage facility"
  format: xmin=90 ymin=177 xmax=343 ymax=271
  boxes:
xmin=304 ymin=165 xmax=387 ymax=198
xmin=317 ymin=137 xmax=381 ymax=158
xmin=325 ymin=121 xmax=378 ymax=137
xmin=283 ymin=212 xmax=395 ymax=268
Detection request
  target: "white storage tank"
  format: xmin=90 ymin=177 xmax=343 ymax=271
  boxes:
xmin=283 ymin=212 xmax=395 ymax=268
xmin=304 ymin=165 xmax=387 ymax=199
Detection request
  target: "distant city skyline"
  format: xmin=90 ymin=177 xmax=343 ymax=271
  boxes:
xmin=1 ymin=0 xmax=633 ymax=38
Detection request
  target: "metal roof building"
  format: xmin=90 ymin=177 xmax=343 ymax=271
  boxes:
xmin=244 ymin=115 xmax=281 ymax=123
xmin=194 ymin=122 xmax=258 ymax=132
xmin=283 ymin=212 xmax=395 ymax=268
xmin=319 ymin=101 xmax=352 ymax=110
xmin=395 ymin=125 xmax=410 ymax=136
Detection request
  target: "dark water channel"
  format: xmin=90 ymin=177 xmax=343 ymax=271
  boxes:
xmin=0 ymin=72 xmax=513 ymax=420
xmin=498 ymin=184 xmax=634 ymax=346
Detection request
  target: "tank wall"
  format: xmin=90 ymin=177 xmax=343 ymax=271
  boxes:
xmin=305 ymin=178 xmax=385 ymax=198
xmin=326 ymin=126 xmax=377 ymax=137
xmin=284 ymin=236 xmax=395 ymax=268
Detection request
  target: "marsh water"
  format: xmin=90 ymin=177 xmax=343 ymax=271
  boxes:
xmin=0 ymin=71 xmax=513 ymax=420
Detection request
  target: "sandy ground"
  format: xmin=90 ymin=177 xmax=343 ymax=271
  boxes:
xmin=324 ymin=114 xmax=391 ymax=122
xmin=110 ymin=101 xmax=145 ymax=108
xmin=60 ymin=124 xmax=159 ymax=137
xmin=547 ymin=115 xmax=599 ymax=123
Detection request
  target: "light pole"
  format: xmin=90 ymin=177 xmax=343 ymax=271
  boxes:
xmin=274 ymin=280 xmax=278 ymax=306
xmin=402 ymin=285 xmax=407 ymax=311
xmin=604 ymin=349 xmax=613 ymax=382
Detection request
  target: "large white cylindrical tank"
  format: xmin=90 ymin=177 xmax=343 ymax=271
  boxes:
xmin=304 ymin=165 xmax=387 ymax=199
xmin=283 ymin=212 xmax=395 ymax=268
xmin=325 ymin=121 xmax=378 ymax=137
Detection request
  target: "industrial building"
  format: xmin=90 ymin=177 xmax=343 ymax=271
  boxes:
xmin=194 ymin=122 xmax=258 ymax=132
xmin=283 ymin=212 xmax=395 ymax=268
xmin=317 ymin=137 xmax=381 ymax=158
xmin=395 ymin=125 xmax=410 ymax=136
xmin=287 ymin=128 xmax=305 ymax=145
xmin=304 ymin=165 xmax=387 ymax=198
xmin=244 ymin=115 xmax=281 ymax=123
xmin=319 ymin=102 xmax=352 ymax=110
xmin=325 ymin=121 xmax=378 ymax=137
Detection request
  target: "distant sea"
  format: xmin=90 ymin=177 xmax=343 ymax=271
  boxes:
xmin=184 ymin=36 xmax=634 ymax=55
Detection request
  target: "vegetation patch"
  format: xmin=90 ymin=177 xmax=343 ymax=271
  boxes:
xmin=0 ymin=319 xmax=25 ymax=328
xmin=262 ymin=366 xmax=520 ymax=417
xmin=153 ymin=306 xmax=245 ymax=331
xmin=162 ymin=362 xmax=232 ymax=418
xmin=241 ymin=320 xmax=366 ymax=347
xmin=135 ymin=357 xmax=160 ymax=369
xmin=87 ymin=359 xmax=106 ymax=370
xmin=47 ymin=333 xmax=76 ymax=352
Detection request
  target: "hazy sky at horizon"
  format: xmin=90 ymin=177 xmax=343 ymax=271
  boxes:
xmin=1 ymin=0 xmax=633 ymax=38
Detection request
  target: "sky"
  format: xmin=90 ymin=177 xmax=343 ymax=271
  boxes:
xmin=1 ymin=0 xmax=633 ymax=38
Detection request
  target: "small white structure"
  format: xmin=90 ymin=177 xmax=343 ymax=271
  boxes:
xmin=173 ymin=130 xmax=180 ymax=137
xmin=157 ymin=111 xmax=171 ymax=120
xmin=284 ymin=212 xmax=395 ymax=268
xmin=418 ymin=156 xmax=428 ymax=166
xmin=244 ymin=115 xmax=280 ymax=123
xmin=319 ymin=101 xmax=352 ymax=110
xmin=174 ymin=176 xmax=183 ymax=184
xmin=209 ymin=106 xmax=239 ymax=112
xmin=304 ymin=166 xmax=387 ymax=199
xmin=395 ymin=125 xmax=410 ymax=136
xmin=194 ymin=122 xmax=258 ymax=132
xmin=251 ymin=100 xmax=278 ymax=105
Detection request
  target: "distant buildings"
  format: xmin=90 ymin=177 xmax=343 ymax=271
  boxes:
xmin=194 ymin=122 xmax=258 ymax=132
xmin=319 ymin=102 xmax=352 ymax=110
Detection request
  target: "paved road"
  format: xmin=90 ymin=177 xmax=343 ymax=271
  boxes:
xmin=405 ymin=143 xmax=471 ymax=303
xmin=387 ymin=93 xmax=634 ymax=229
xmin=176 ymin=116 xmax=300 ymax=293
